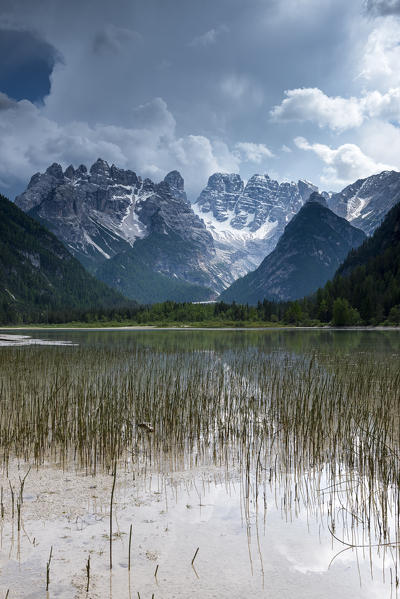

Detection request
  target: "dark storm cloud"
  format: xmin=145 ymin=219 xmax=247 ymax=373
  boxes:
xmin=366 ymin=0 xmax=400 ymax=15
xmin=0 ymin=29 xmax=60 ymax=102
xmin=0 ymin=0 xmax=398 ymax=198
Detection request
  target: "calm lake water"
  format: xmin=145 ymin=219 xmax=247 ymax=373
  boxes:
xmin=0 ymin=328 xmax=399 ymax=598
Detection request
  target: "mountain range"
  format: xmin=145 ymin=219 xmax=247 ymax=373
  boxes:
xmin=15 ymin=160 xmax=228 ymax=301
xmin=12 ymin=161 xmax=400 ymax=306
xmin=192 ymin=172 xmax=318 ymax=280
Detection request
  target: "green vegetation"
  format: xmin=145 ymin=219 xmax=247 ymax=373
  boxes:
xmin=0 ymin=194 xmax=130 ymax=324
xmin=95 ymin=229 xmax=214 ymax=303
xmin=95 ymin=238 xmax=212 ymax=304
xmin=309 ymin=200 xmax=400 ymax=325
xmin=0 ymin=296 xmax=398 ymax=328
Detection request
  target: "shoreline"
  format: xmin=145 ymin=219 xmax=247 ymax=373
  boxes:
xmin=1 ymin=325 xmax=400 ymax=332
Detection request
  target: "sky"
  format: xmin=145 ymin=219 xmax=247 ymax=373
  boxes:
xmin=1 ymin=0 xmax=400 ymax=200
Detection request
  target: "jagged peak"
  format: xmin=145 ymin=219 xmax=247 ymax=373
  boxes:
xmin=164 ymin=170 xmax=184 ymax=190
xmin=298 ymin=178 xmax=317 ymax=187
xmin=305 ymin=191 xmax=328 ymax=208
xmin=247 ymin=173 xmax=267 ymax=182
xmin=90 ymin=158 xmax=110 ymax=175
xmin=76 ymin=164 xmax=87 ymax=175
xmin=45 ymin=163 xmax=63 ymax=179
xmin=205 ymin=173 xmax=244 ymax=195
xmin=64 ymin=165 xmax=75 ymax=179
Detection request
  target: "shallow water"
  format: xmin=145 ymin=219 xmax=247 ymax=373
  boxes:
xmin=0 ymin=329 xmax=399 ymax=598
xmin=0 ymin=333 xmax=76 ymax=346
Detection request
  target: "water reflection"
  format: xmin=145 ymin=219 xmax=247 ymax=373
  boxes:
xmin=0 ymin=328 xmax=399 ymax=597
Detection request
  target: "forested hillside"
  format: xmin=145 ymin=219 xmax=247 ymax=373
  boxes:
xmin=313 ymin=200 xmax=400 ymax=324
xmin=0 ymin=195 xmax=127 ymax=323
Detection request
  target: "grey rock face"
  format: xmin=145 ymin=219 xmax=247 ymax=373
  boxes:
xmin=196 ymin=173 xmax=244 ymax=219
xmin=163 ymin=171 xmax=187 ymax=203
xmin=328 ymin=171 xmax=400 ymax=235
xmin=193 ymin=173 xmax=318 ymax=283
xmin=15 ymin=159 xmax=225 ymax=294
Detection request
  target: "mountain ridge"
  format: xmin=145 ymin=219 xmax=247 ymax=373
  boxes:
xmin=0 ymin=194 xmax=126 ymax=322
xmin=219 ymin=193 xmax=366 ymax=304
xmin=15 ymin=159 xmax=225 ymax=301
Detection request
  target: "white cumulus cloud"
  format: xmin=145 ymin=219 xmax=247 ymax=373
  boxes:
xmin=294 ymin=136 xmax=397 ymax=186
xmin=234 ymin=142 xmax=274 ymax=163
xmin=359 ymin=18 xmax=400 ymax=88
xmin=0 ymin=93 xmax=241 ymax=199
xmin=271 ymin=87 xmax=400 ymax=131
xmin=271 ymin=88 xmax=364 ymax=130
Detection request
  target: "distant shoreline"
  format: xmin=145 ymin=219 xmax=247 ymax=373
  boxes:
xmin=1 ymin=325 xmax=400 ymax=332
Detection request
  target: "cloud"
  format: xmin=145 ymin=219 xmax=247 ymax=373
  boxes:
xmin=235 ymin=142 xmax=274 ymax=163
xmin=358 ymin=120 xmax=400 ymax=166
xmin=131 ymin=97 xmax=176 ymax=136
xmin=189 ymin=25 xmax=228 ymax=47
xmin=220 ymin=74 xmax=264 ymax=106
xmin=0 ymin=0 xmax=386 ymax=194
xmin=271 ymin=87 xmax=400 ymax=130
xmin=0 ymin=91 xmax=16 ymax=110
xmin=365 ymin=0 xmax=400 ymax=16
xmin=170 ymin=135 xmax=240 ymax=194
xmin=271 ymin=88 xmax=364 ymax=130
xmin=0 ymin=92 xmax=241 ymax=199
xmin=92 ymin=25 xmax=141 ymax=55
xmin=294 ymin=136 xmax=397 ymax=186
xmin=359 ymin=18 xmax=400 ymax=87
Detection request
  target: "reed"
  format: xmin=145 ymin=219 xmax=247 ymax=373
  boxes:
xmin=0 ymin=334 xmax=399 ymax=583
xmin=86 ymin=554 xmax=90 ymax=592
xmin=128 ymin=523 xmax=133 ymax=571
xmin=46 ymin=546 xmax=53 ymax=591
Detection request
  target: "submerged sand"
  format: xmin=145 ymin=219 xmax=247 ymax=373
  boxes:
xmin=0 ymin=459 xmax=392 ymax=599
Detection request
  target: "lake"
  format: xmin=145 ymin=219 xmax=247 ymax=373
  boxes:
xmin=0 ymin=328 xmax=399 ymax=598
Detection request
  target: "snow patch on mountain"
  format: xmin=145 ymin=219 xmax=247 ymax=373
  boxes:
xmin=328 ymin=170 xmax=400 ymax=235
xmin=193 ymin=172 xmax=318 ymax=278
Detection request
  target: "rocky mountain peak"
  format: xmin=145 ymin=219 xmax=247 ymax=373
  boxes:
xmin=164 ymin=170 xmax=187 ymax=203
xmin=89 ymin=158 xmax=111 ymax=184
xmin=64 ymin=165 xmax=75 ymax=179
xmin=220 ymin=200 xmax=366 ymax=304
xmin=76 ymin=164 xmax=88 ymax=176
xmin=327 ymin=170 xmax=400 ymax=235
xmin=45 ymin=163 xmax=64 ymax=179
xmin=195 ymin=173 xmax=244 ymax=219
xmin=14 ymin=159 xmax=228 ymax=297
xmin=307 ymin=191 xmax=328 ymax=207
xmin=110 ymin=164 xmax=139 ymax=186
xmin=90 ymin=157 xmax=110 ymax=172
xmin=298 ymin=179 xmax=318 ymax=202
xmin=192 ymin=170 xmax=320 ymax=284
xmin=208 ymin=172 xmax=244 ymax=194
xmin=164 ymin=170 xmax=184 ymax=190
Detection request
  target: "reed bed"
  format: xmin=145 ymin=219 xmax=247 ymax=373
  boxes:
xmin=0 ymin=338 xmax=400 ymax=576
